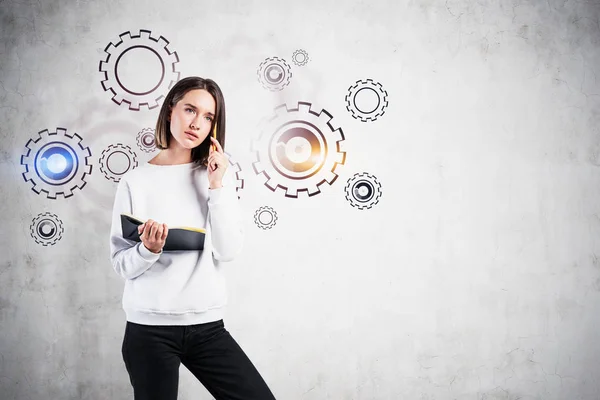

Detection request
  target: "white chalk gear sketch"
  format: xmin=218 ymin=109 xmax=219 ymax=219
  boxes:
xmin=99 ymin=29 xmax=180 ymax=110
xmin=252 ymin=101 xmax=346 ymax=198
xmin=30 ymin=212 xmax=64 ymax=246
xmin=21 ymin=127 xmax=92 ymax=199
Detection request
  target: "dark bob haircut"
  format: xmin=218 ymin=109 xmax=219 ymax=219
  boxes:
xmin=154 ymin=76 xmax=226 ymax=165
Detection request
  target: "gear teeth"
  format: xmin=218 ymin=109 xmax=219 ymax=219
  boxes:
xmin=344 ymin=172 xmax=383 ymax=210
xmin=99 ymin=29 xmax=180 ymax=110
xmin=99 ymin=143 xmax=138 ymax=182
xmin=292 ymin=49 xmax=309 ymax=67
xmin=345 ymin=78 xmax=389 ymax=122
xmin=297 ymin=102 xmax=311 ymax=114
xmin=323 ymin=170 xmax=337 ymax=184
xmin=254 ymin=206 xmax=277 ymax=229
xmin=252 ymin=101 xmax=346 ymax=198
xmin=20 ymin=127 xmax=92 ymax=199
xmin=257 ymin=56 xmax=292 ymax=92
xmin=306 ymin=184 xmax=319 ymax=196
xmin=274 ymin=104 xmax=290 ymax=118
xmin=252 ymin=160 xmax=266 ymax=175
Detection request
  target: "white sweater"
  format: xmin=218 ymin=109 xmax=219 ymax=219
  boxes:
xmin=109 ymin=161 xmax=243 ymax=325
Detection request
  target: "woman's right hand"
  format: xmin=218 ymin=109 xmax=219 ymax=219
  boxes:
xmin=138 ymin=219 xmax=168 ymax=253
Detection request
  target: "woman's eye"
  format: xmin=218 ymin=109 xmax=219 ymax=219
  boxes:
xmin=185 ymin=108 xmax=195 ymax=114
xmin=205 ymin=116 xmax=213 ymax=121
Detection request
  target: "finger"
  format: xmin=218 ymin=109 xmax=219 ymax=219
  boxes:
xmin=149 ymin=221 xmax=157 ymax=241
xmin=210 ymin=136 xmax=224 ymax=153
xmin=138 ymin=223 xmax=145 ymax=234
xmin=161 ymin=224 xmax=168 ymax=240
xmin=155 ymin=223 xmax=163 ymax=241
xmin=141 ymin=220 xmax=153 ymax=238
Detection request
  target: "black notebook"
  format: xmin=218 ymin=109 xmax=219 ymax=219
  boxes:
xmin=120 ymin=213 xmax=205 ymax=252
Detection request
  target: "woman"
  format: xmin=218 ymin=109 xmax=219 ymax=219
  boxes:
xmin=109 ymin=76 xmax=276 ymax=399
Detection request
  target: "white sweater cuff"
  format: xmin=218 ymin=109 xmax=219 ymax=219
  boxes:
xmin=137 ymin=242 xmax=162 ymax=261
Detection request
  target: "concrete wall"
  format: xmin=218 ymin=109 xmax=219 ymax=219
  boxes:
xmin=1 ymin=0 xmax=600 ymax=398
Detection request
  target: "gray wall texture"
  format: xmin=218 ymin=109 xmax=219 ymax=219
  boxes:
xmin=2 ymin=0 xmax=600 ymax=399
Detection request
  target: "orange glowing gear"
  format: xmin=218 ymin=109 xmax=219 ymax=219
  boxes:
xmin=252 ymin=101 xmax=346 ymax=198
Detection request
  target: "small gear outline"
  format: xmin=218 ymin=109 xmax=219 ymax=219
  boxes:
xmin=225 ymin=151 xmax=244 ymax=199
xmin=291 ymin=49 xmax=309 ymax=67
xmin=99 ymin=29 xmax=180 ymax=110
xmin=136 ymin=127 xmax=157 ymax=153
xmin=254 ymin=206 xmax=278 ymax=230
xmin=30 ymin=212 xmax=64 ymax=246
xmin=345 ymin=78 xmax=389 ymax=122
xmin=344 ymin=172 xmax=382 ymax=210
xmin=20 ymin=127 xmax=92 ymax=199
xmin=99 ymin=143 xmax=139 ymax=182
xmin=252 ymin=101 xmax=346 ymax=198
xmin=257 ymin=56 xmax=292 ymax=92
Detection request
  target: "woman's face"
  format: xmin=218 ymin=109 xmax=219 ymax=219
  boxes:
xmin=168 ymin=89 xmax=216 ymax=150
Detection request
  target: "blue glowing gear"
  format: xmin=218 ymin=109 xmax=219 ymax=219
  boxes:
xmin=20 ymin=127 xmax=92 ymax=199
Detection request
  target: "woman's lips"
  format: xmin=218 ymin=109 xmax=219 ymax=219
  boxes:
xmin=185 ymin=131 xmax=199 ymax=139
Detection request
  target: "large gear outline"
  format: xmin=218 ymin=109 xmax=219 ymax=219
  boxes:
xmin=344 ymin=172 xmax=382 ymax=210
xmin=30 ymin=212 xmax=64 ymax=246
xmin=99 ymin=29 xmax=180 ymax=110
xmin=254 ymin=206 xmax=278 ymax=230
xmin=345 ymin=78 xmax=389 ymax=122
xmin=252 ymin=101 xmax=346 ymax=198
xmin=20 ymin=127 xmax=92 ymax=199
xmin=257 ymin=56 xmax=292 ymax=92
xmin=136 ymin=127 xmax=157 ymax=153
xmin=291 ymin=49 xmax=309 ymax=67
xmin=224 ymin=151 xmax=244 ymax=199
xmin=99 ymin=143 xmax=139 ymax=182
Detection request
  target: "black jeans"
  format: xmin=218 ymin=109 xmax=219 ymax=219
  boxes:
xmin=121 ymin=319 xmax=276 ymax=400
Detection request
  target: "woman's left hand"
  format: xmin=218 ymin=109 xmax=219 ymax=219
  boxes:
xmin=207 ymin=136 xmax=228 ymax=189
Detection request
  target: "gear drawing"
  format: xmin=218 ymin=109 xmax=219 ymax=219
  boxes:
xmin=252 ymin=101 xmax=346 ymax=198
xmin=291 ymin=49 xmax=309 ymax=66
xmin=99 ymin=143 xmax=139 ymax=182
xmin=20 ymin=127 xmax=92 ymax=199
xmin=99 ymin=29 xmax=180 ymax=110
xmin=225 ymin=151 xmax=244 ymax=199
xmin=345 ymin=78 xmax=389 ymax=122
xmin=136 ymin=127 xmax=157 ymax=153
xmin=254 ymin=206 xmax=278 ymax=230
xmin=30 ymin=212 xmax=64 ymax=246
xmin=344 ymin=172 xmax=382 ymax=210
xmin=257 ymin=56 xmax=292 ymax=91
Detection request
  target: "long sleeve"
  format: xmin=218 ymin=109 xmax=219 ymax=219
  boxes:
xmin=109 ymin=177 xmax=161 ymax=280
xmin=207 ymin=168 xmax=244 ymax=261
